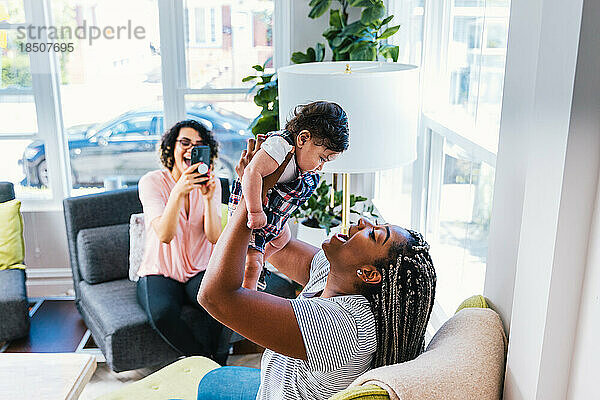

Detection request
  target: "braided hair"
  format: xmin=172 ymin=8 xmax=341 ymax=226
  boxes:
xmin=363 ymin=229 xmax=436 ymax=368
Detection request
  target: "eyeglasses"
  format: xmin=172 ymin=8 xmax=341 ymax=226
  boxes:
xmin=176 ymin=138 xmax=203 ymax=149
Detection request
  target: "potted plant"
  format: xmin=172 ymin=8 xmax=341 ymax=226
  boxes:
xmin=292 ymin=181 xmax=379 ymax=246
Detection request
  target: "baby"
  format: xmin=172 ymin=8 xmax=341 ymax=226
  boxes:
xmin=229 ymin=101 xmax=349 ymax=290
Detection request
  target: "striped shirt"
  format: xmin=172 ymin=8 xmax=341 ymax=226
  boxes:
xmin=257 ymin=250 xmax=377 ymax=400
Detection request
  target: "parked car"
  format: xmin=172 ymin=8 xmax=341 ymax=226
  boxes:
xmin=20 ymin=104 xmax=253 ymax=188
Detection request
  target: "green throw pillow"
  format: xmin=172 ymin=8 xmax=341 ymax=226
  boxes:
xmin=0 ymin=199 xmax=25 ymax=270
xmin=329 ymin=384 xmax=390 ymax=400
xmin=456 ymin=294 xmax=489 ymax=313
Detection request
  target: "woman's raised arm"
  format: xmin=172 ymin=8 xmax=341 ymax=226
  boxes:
xmin=197 ymin=152 xmax=307 ymax=359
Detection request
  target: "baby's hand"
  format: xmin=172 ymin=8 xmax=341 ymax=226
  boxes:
xmin=247 ymin=210 xmax=267 ymax=229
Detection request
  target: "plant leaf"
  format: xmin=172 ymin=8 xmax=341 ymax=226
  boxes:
xmin=323 ymin=26 xmax=342 ymax=40
xmin=309 ymin=0 xmax=331 ymax=19
xmin=252 ymin=64 xmax=264 ymax=72
xmin=350 ymin=42 xmax=377 ymax=60
xmin=342 ymin=21 xmax=366 ymax=36
xmin=329 ymin=9 xmax=343 ymax=28
xmin=242 ymin=76 xmax=257 ymax=82
xmin=315 ymin=43 xmax=326 ymax=62
xmin=378 ymin=24 xmax=400 ymax=40
xmin=381 ymin=15 xmax=394 ymax=26
xmin=291 ymin=47 xmax=317 ymax=64
xmin=379 ymin=43 xmax=399 ymax=62
xmin=361 ymin=3 xmax=385 ymax=25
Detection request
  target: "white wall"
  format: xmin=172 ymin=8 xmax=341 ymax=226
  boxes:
xmin=490 ymin=0 xmax=600 ymax=397
xmin=22 ymin=210 xmax=73 ymax=297
xmin=565 ymin=0 xmax=600 ymax=397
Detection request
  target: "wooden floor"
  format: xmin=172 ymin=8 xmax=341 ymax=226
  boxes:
xmin=5 ymin=299 xmax=88 ymax=353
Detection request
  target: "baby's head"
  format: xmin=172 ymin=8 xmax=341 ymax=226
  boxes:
xmin=285 ymin=101 xmax=349 ymax=172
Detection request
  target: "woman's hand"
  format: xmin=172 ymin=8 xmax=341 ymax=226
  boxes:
xmin=199 ymin=168 xmax=217 ymax=200
xmin=235 ymin=134 xmax=266 ymax=179
xmin=173 ymin=162 xmax=206 ymax=198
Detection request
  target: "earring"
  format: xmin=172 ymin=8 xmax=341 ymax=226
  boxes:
xmin=356 ymin=269 xmax=363 ymax=276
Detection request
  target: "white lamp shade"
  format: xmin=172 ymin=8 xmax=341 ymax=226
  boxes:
xmin=278 ymin=61 xmax=419 ymax=174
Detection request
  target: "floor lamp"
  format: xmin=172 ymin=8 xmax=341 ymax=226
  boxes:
xmin=278 ymin=61 xmax=419 ymax=234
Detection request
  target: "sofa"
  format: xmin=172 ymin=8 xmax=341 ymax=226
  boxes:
xmin=0 ymin=182 xmax=30 ymax=342
xmin=98 ymin=298 xmax=507 ymax=400
xmin=63 ymin=182 xmax=296 ymax=372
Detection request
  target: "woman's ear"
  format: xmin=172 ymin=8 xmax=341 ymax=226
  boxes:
xmin=356 ymin=266 xmax=382 ymax=285
xmin=296 ymin=130 xmax=311 ymax=148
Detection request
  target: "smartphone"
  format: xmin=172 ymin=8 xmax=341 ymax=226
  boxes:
xmin=191 ymin=145 xmax=211 ymax=176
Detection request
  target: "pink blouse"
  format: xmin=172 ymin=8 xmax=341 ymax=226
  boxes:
xmin=137 ymin=169 xmax=221 ymax=283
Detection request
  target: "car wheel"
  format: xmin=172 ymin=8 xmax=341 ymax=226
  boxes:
xmin=37 ymin=159 xmax=49 ymax=188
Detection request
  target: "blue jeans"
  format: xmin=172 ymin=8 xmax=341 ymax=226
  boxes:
xmin=197 ymin=366 xmax=261 ymax=400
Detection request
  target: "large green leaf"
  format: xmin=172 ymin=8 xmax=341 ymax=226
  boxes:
xmin=350 ymin=42 xmax=377 ymax=60
xmin=342 ymin=21 xmax=367 ymax=36
xmin=291 ymin=47 xmax=317 ymax=64
xmin=308 ymin=0 xmax=331 ymax=19
xmin=329 ymin=9 xmax=343 ymax=28
xmin=378 ymin=24 xmax=400 ymax=40
xmin=252 ymin=115 xmax=278 ymax=135
xmin=323 ymin=26 xmax=341 ymax=40
xmin=361 ymin=3 xmax=385 ymax=25
xmin=381 ymin=15 xmax=394 ymax=26
xmin=379 ymin=43 xmax=399 ymax=62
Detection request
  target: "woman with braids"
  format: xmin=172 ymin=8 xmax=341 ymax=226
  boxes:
xmin=197 ymin=136 xmax=436 ymax=400
xmin=136 ymin=120 xmax=229 ymax=364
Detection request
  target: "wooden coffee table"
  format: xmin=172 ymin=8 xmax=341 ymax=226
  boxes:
xmin=0 ymin=353 xmax=96 ymax=399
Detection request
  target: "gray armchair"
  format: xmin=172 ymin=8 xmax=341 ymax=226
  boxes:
xmin=0 ymin=182 xmax=30 ymax=342
xmin=63 ymin=182 xmax=295 ymax=372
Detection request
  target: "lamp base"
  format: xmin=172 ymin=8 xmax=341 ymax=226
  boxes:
xmin=341 ymin=173 xmax=350 ymax=235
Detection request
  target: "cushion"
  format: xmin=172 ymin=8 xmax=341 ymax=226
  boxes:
xmin=129 ymin=213 xmax=145 ymax=282
xmin=350 ymin=308 xmax=507 ymax=400
xmin=330 ymin=384 xmax=390 ymax=400
xmin=129 ymin=205 xmax=227 ymax=282
xmin=456 ymin=294 xmax=489 ymax=313
xmin=77 ymin=224 xmax=130 ymax=284
xmin=96 ymin=356 xmax=220 ymax=400
xmin=221 ymin=203 xmax=228 ymax=230
xmin=0 ymin=199 xmax=25 ymax=270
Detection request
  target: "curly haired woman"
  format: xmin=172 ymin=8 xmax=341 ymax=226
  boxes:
xmin=136 ymin=119 xmax=228 ymax=364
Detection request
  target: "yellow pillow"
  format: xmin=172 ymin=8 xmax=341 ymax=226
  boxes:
xmin=329 ymin=384 xmax=390 ymax=400
xmin=0 ymin=199 xmax=26 ymax=270
xmin=455 ymin=294 xmax=489 ymax=313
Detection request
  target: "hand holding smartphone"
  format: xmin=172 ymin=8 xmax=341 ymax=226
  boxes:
xmin=191 ymin=145 xmax=211 ymax=177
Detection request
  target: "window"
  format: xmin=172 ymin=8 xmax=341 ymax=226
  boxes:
xmin=0 ymin=0 xmax=50 ymax=200
xmin=49 ymin=0 xmax=163 ymax=195
xmin=182 ymin=0 xmax=274 ymax=181
xmin=378 ymin=0 xmax=511 ymax=322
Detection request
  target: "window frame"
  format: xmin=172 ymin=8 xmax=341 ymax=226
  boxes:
xmin=378 ymin=0 xmax=508 ymax=330
xmin=0 ymin=0 xmax=71 ymax=211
